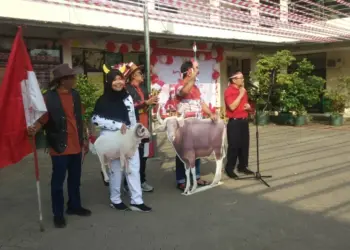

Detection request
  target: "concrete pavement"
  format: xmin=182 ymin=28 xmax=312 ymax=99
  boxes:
xmin=1 ymin=124 xmax=350 ymax=250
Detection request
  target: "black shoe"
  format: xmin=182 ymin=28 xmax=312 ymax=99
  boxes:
xmin=110 ymin=202 xmax=130 ymax=211
xmin=237 ymin=168 xmax=255 ymax=175
xmin=66 ymin=207 xmax=92 ymax=216
xmin=130 ymin=203 xmax=152 ymax=212
xmin=53 ymin=216 xmax=66 ymax=228
xmin=225 ymin=168 xmax=239 ymax=179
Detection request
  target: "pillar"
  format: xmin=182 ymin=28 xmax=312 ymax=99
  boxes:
xmin=219 ymin=55 xmax=227 ymax=109
xmin=280 ymin=0 xmax=288 ymax=22
xmin=251 ymin=0 xmax=260 ymax=26
xmin=210 ymin=0 xmax=220 ymax=23
xmin=147 ymin=0 xmax=155 ymax=11
xmin=62 ymin=43 xmax=72 ymax=67
xmin=250 ymin=55 xmax=259 ymax=87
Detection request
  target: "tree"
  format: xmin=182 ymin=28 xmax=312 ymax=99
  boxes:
xmin=251 ymin=50 xmax=325 ymax=116
xmin=279 ymin=59 xmax=325 ymax=116
xmin=324 ymin=76 xmax=350 ymax=116
xmin=74 ymin=74 xmax=100 ymax=123
xmin=250 ymin=50 xmax=295 ymax=111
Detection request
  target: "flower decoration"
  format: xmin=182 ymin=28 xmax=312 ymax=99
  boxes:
xmin=212 ymin=70 xmax=220 ymax=80
xmin=132 ymin=42 xmax=141 ymax=51
xmin=106 ymin=41 xmax=116 ymax=52
xmin=119 ymin=44 xmax=129 ymax=54
xmin=150 ymin=54 xmax=158 ymax=65
xmin=166 ymin=56 xmax=174 ymax=65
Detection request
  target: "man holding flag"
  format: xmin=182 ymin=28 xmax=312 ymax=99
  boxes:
xmin=0 ymin=27 xmax=91 ymax=230
xmin=27 ymin=63 xmax=92 ymax=228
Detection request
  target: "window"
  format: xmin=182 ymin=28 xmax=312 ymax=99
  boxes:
xmin=0 ymin=37 xmax=62 ymax=88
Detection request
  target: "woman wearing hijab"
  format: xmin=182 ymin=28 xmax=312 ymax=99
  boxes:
xmin=91 ymin=64 xmax=152 ymax=212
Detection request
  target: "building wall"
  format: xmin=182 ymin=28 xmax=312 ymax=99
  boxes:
xmin=326 ymin=50 xmax=350 ymax=89
xmin=326 ymin=50 xmax=350 ymax=116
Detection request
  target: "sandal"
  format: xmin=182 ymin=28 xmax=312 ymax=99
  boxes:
xmin=197 ymin=179 xmax=209 ymax=186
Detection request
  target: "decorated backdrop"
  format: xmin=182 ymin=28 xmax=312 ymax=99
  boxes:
xmin=60 ymin=38 xmax=223 ymax=109
xmin=152 ymin=56 xmax=220 ymax=108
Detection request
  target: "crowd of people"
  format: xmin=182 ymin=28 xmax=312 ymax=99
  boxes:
xmin=27 ymin=59 xmax=255 ymax=229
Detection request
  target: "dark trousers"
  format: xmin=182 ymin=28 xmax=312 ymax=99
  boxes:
xmin=139 ymin=143 xmax=147 ymax=184
xmin=175 ymin=155 xmax=201 ymax=184
xmin=51 ymin=153 xmax=82 ymax=217
xmin=225 ymin=119 xmax=250 ymax=171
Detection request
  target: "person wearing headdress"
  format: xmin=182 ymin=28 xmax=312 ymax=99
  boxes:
xmin=91 ymin=63 xmax=152 ymax=212
xmin=124 ymin=62 xmax=158 ymax=193
xmin=27 ymin=64 xmax=91 ymax=228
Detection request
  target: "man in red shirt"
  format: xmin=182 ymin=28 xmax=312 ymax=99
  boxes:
xmin=173 ymin=60 xmax=217 ymax=191
xmin=224 ymin=71 xmax=254 ymax=179
xmin=27 ymin=64 xmax=91 ymax=228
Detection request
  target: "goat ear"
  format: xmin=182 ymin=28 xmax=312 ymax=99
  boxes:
xmin=135 ymin=123 xmax=143 ymax=137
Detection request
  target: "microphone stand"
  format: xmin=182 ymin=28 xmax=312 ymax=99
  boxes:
xmin=237 ymin=71 xmax=275 ymax=188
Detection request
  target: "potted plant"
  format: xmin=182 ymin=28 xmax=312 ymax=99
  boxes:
xmin=278 ymin=59 xmax=325 ymax=126
xmin=254 ymin=97 xmax=270 ymax=126
xmin=250 ymin=50 xmax=296 ymax=126
xmin=74 ymin=74 xmax=100 ymax=134
xmin=324 ymin=76 xmax=350 ymax=126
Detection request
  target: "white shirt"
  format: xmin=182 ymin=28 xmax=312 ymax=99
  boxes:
xmin=91 ymin=95 xmax=137 ymax=131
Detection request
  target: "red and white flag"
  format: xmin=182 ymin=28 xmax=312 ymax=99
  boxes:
xmin=0 ymin=27 xmax=47 ymax=169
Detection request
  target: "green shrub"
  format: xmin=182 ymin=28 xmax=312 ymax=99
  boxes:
xmin=74 ymin=74 xmax=100 ymax=123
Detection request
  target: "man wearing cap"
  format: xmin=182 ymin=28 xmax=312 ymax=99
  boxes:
xmin=224 ymin=71 xmax=254 ymax=179
xmin=27 ymin=64 xmax=91 ymax=228
xmin=173 ymin=59 xmax=217 ymax=191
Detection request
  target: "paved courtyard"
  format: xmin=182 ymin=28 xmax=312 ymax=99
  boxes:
xmin=1 ymin=124 xmax=350 ymax=250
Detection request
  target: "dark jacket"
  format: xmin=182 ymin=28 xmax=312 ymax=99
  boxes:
xmin=43 ymin=89 xmax=83 ymax=154
xmin=126 ymin=84 xmax=150 ymax=144
xmin=126 ymin=84 xmax=149 ymax=123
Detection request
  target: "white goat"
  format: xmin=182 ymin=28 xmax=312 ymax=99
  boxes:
xmin=89 ymin=123 xmax=150 ymax=183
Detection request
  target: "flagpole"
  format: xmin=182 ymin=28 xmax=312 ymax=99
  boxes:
xmin=22 ymin=23 xmax=45 ymax=232
xmin=30 ymin=136 xmax=45 ymax=232
xmin=143 ymin=0 xmax=157 ymax=157
xmin=143 ymin=0 xmax=152 ymax=136
xmin=193 ymin=42 xmax=197 ymax=61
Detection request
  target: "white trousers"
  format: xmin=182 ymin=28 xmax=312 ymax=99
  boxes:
xmin=109 ymin=150 xmax=143 ymax=205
